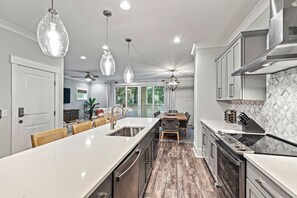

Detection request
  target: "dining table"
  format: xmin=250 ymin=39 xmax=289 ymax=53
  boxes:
xmin=157 ymin=112 xmax=187 ymax=121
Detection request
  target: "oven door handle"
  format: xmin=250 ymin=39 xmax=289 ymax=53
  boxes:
xmin=217 ymin=143 xmax=241 ymax=166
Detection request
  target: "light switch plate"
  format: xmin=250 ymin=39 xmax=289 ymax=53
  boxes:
xmin=2 ymin=110 xmax=8 ymax=118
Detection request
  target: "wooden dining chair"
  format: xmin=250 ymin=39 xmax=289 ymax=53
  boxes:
xmin=31 ymin=128 xmax=67 ymax=147
xmin=94 ymin=117 xmax=108 ymax=127
xmin=72 ymin=121 xmax=92 ymax=135
xmin=161 ymin=118 xmax=180 ymax=144
xmin=153 ymin=111 xmax=161 ymax=118
xmin=179 ymin=112 xmax=191 ymax=138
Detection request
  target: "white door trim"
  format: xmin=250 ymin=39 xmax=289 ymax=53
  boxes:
xmin=11 ymin=56 xmax=60 ymax=153
xmin=10 ymin=55 xmax=60 ymax=74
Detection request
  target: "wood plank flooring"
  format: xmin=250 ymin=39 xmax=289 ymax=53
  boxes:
xmin=145 ymin=141 xmax=223 ymax=198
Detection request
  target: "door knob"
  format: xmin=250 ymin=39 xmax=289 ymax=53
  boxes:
xmin=19 ymin=120 xmax=23 ymax=124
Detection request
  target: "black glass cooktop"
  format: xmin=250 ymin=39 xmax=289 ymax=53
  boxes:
xmin=229 ymin=134 xmax=297 ymax=157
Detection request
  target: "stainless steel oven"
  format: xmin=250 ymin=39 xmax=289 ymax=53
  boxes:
xmin=217 ymin=140 xmax=245 ymax=198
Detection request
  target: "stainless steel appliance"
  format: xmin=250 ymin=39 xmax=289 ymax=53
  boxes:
xmin=232 ymin=0 xmax=297 ymax=76
xmin=113 ymin=147 xmax=141 ymax=198
xmin=217 ymin=139 xmax=246 ymax=198
xmin=216 ymin=131 xmax=297 ymax=198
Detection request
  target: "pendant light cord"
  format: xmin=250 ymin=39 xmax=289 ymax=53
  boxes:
xmin=106 ymin=16 xmax=109 ymax=47
xmin=128 ymin=41 xmax=130 ymax=66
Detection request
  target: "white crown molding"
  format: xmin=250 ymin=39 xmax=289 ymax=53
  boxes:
xmin=0 ymin=17 xmax=37 ymax=42
xmin=228 ymin=0 xmax=269 ymax=43
xmin=191 ymin=42 xmax=228 ymax=56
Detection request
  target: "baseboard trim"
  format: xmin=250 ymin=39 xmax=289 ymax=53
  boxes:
xmin=193 ymin=142 xmax=203 ymax=158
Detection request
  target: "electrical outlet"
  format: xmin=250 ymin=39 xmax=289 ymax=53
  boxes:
xmin=2 ymin=110 xmax=8 ymax=118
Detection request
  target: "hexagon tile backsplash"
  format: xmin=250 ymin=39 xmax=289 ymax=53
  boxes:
xmin=230 ymin=67 xmax=297 ymax=144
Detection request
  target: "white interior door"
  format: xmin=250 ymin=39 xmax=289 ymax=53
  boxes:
xmin=12 ymin=66 xmax=55 ymax=153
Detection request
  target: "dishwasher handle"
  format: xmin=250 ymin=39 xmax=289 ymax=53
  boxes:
xmin=115 ymin=149 xmax=141 ymax=182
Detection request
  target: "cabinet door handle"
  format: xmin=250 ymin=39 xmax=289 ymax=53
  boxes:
xmin=229 ymin=84 xmax=234 ymax=98
xmin=203 ymin=134 xmax=205 ymax=145
xmin=145 ymin=148 xmax=149 ymax=164
xmin=218 ymin=88 xmax=222 ymax=98
xmin=210 ymin=143 xmax=215 ymax=158
xmin=96 ymin=192 xmax=109 ymax=198
xmin=255 ymin=179 xmax=275 ymax=198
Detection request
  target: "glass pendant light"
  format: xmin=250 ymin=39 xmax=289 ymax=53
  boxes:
xmin=37 ymin=0 xmax=69 ymax=57
xmin=166 ymin=70 xmax=180 ymax=91
xmin=123 ymin=38 xmax=134 ymax=83
xmin=100 ymin=10 xmax=116 ymax=76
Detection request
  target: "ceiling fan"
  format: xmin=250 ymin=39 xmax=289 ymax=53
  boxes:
xmin=70 ymin=71 xmax=99 ymax=82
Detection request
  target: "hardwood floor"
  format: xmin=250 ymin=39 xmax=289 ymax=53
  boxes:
xmin=145 ymin=141 xmax=223 ymax=198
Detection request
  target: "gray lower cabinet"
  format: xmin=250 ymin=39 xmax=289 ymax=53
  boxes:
xmin=246 ymin=179 xmax=264 ymax=198
xmin=138 ymin=123 xmax=159 ymax=197
xmin=246 ymin=161 xmax=291 ymax=198
xmin=89 ymin=174 xmax=112 ymax=198
xmin=202 ymin=124 xmax=217 ymax=182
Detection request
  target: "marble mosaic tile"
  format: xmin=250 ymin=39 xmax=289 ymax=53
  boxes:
xmin=229 ymin=67 xmax=297 ymax=144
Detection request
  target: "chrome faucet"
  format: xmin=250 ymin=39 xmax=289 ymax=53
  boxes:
xmin=110 ymin=104 xmax=126 ymax=130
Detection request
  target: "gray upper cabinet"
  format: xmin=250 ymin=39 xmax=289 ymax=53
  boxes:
xmin=216 ymin=29 xmax=268 ymax=101
xmin=216 ymin=54 xmax=227 ymax=100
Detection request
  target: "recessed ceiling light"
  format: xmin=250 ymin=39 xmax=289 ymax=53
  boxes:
xmin=80 ymin=56 xmax=87 ymax=60
xmin=120 ymin=1 xmax=131 ymax=10
xmin=173 ymin=36 xmax=182 ymax=44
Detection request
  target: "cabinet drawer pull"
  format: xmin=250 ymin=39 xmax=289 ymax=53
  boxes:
xmin=255 ymin=178 xmax=275 ymax=198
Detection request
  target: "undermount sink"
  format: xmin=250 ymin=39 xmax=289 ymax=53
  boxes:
xmin=107 ymin=127 xmax=145 ymax=137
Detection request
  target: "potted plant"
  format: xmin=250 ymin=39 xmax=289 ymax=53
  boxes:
xmin=85 ymin=98 xmax=100 ymax=120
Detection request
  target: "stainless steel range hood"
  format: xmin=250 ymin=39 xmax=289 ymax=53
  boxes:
xmin=232 ymin=0 xmax=297 ymax=76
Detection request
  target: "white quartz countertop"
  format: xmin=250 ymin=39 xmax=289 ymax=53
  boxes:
xmin=244 ymin=154 xmax=297 ymax=198
xmin=200 ymin=119 xmax=243 ymax=133
xmin=0 ymin=117 xmax=159 ymax=198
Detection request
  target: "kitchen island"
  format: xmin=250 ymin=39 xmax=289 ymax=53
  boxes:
xmin=0 ymin=117 xmax=159 ymax=197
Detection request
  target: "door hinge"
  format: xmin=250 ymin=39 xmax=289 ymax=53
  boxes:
xmin=54 ymin=81 xmax=56 ymax=86
xmin=54 ymin=111 xmax=56 ymax=116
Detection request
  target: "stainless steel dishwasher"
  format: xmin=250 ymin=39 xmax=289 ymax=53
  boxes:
xmin=113 ymin=147 xmax=141 ymax=198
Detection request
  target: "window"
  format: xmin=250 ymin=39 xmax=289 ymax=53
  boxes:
xmin=76 ymin=88 xmax=88 ymax=100
xmin=146 ymin=87 xmax=153 ymax=105
xmin=115 ymin=87 xmax=126 ymax=107
xmin=115 ymin=84 xmax=165 ymax=117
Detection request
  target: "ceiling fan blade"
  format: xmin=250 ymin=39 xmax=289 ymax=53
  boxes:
xmin=92 ymin=75 xmax=99 ymax=78
xmin=70 ymin=76 xmax=84 ymax=78
xmin=91 ymin=78 xmax=96 ymax=81
xmin=66 ymin=69 xmax=89 ymax=73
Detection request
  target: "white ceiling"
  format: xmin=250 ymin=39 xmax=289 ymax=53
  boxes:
xmin=0 ymin=0 xmax=261 ymax=81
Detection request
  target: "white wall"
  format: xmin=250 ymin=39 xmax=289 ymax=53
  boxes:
xmin=0 ymin=26 xmax=63 ymax=158
xmin=173 ymin=77 xmax=194 ymax=124
xmin=89 ymin=82 xmax=108 ymax=108
xmin=63 ymin=78 xmax=90 ymax=119
xmin=192 ymin=47 xmax=225 ymax=157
